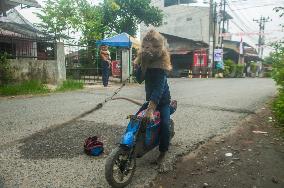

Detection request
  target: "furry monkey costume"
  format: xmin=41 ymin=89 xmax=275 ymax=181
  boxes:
xmin=134 ymin=30 xmax=173 ymax=155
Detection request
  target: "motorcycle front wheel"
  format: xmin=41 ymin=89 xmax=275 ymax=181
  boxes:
xmin=105 ymin=146 xmax=136 ymax=188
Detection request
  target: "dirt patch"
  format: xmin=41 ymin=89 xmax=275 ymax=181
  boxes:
xmin=19 ymin=120 xmax=124 ymax=159
xmin=154 ymin=106 xmax=284 ymax=188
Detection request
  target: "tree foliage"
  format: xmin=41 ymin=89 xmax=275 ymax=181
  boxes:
xmin=271 ymin=6 xmax=284 ymax=126
xmin=35 ymin=0 xmax=77 ymax=41
xmin=102 ymin=0 xmax=163 ymax=36
xmin=36 ymin=0 xmax=163 ymax=42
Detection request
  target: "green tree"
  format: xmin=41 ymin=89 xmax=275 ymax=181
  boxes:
xmin=36 ymin=0 xmax=163 ymax=41
xmin=73 ymin=0 xmax=106 ymax=45
xmin=264 ymin=53 xmax=274 ymax=64
xmin=36 ymin=0 xmax=77 ymax=41
xmin=271 ymin=6 xmax=284 ymax=126
xmin=271 ymin=43 xmax=284 ymax=88
xmin=101 ymin=0 xmax=163 ymax=36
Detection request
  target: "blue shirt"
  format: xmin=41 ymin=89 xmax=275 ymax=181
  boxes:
xmin=135 ymin=67 xmax=171 ymax=105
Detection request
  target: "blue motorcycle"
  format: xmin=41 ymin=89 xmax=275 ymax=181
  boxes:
xmin=105 ymin=101 xmax=176 ymax=188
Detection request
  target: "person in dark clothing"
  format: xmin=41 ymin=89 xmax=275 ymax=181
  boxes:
xmin=100 ymin=45 xmax=111 ymax=87
xmin=134 ymin=30 xmax=173 ymax=166
xmin=135 ymin=68 xmax=171 ymax=153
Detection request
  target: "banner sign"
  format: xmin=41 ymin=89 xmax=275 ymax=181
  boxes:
xmin=214 ymin=49 xmax=223 ymax=62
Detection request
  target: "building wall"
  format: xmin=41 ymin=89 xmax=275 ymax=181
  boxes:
xmin=8 ymin=42 xmax=66 ymax=84
xmin=10 ymin=59 xmax=58 ymax=84
xmin=141 ymin=1 xmax=210 ymax=44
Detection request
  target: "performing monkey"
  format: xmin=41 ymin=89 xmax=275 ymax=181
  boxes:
xmin=134 ymin=29 xmax=176 ymax=168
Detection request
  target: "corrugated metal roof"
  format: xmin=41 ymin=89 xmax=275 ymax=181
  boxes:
xmin=0 ymin=9 xmax=43 ymax=37
xmin=0 ymin=0 xmax=41 ymax=15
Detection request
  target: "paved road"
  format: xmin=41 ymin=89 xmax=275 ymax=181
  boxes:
xmin=0 ymin=78 xmax=276 ymax=187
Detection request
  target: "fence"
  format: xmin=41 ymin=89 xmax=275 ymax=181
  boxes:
xmin=64 ymin=43 xmax=101 ymax=83
xmin=0 ymin=33 xmax=56 ymax=60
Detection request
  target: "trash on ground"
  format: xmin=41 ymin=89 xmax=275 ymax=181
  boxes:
xmin=203 ymin=183 xmax=209 ymax=187
xmin=225 ymin=153 xmax=233 ymax=157
xmin=252 ymin=130 xmax=268 ymax=134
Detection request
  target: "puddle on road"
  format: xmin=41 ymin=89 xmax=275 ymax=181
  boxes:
xmin=19 ymin=120 xmax=124 ymax=160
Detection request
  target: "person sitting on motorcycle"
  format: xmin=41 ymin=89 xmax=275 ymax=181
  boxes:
xmin=134 ymin=29 xmax=174 ymax=165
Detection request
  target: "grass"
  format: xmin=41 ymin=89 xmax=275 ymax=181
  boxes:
xmin=0 ymin=80 xmax=50 ymax=96
xmin=56 ymin=80 xmax=84 ymax=92
xmin=0 ymin=79 xmax=84 ymax=96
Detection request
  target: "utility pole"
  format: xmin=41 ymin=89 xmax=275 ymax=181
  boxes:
xmin=217 ymin=1 xmax=222 ymax=46
xmin=213 ymin=2 xmax=217 ymax=56
xmin=210 ymin=0 xmax=217 ymax=76
xmin=221 ymin=0 xmax=226 ymax=49
xmin=209 ymin=0 xmax=213 ymax=72
xmin=253 ymin=16 xmax=272 ymax=58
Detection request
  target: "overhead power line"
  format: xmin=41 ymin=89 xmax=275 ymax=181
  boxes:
xmin=253 ymin=16 xmax=272 ymax=58
xmin=229 ymin=4 xmax=280 ymax=11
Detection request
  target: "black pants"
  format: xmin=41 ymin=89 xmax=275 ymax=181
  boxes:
xmin=102 ymin=61 xmax=109 ymax=86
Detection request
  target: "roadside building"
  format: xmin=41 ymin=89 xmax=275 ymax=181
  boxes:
xmin=141 ymin=0 xmax=210 ymax=77
xmin=0 ymin=0 xmax=40 ymax=16
xmin=0 ymin=9 xmax=55 ymax=60
xmin=161 ymin=33 xmax=208 ymax=77
xmin=0 ymin=2 xmax=66 ymax=84
xmin=142 ymin=0 xmax=258 ymax=78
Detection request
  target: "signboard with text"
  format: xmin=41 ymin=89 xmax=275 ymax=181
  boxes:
xmin=214 ymin=49 xmax=223 ymax=62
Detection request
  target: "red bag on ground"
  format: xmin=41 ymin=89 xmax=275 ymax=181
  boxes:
xmin=84 ymin=136 xmax=104 ymax=156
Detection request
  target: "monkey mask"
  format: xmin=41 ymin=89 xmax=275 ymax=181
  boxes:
xmin=134 ymin=30 xmax=172 ymax=74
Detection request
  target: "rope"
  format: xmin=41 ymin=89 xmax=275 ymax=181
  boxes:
xmin=75 ymin=74 xmax=133 ymax=119
xmin=0 ymin=76 xmax=133 ymax=151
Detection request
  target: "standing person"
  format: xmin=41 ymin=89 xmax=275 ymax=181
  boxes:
xmin=100 ymin=45 xmax=111 ymax=87
xmin=134 ymin=30 xmax=174 ymax=169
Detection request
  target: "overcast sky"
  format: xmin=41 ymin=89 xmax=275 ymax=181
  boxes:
xmin=16 ymin=0 xmax=284 ymax=56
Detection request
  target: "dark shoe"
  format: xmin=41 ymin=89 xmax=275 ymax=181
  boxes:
xmin=150 ymin=151 xmax=167 ymax=165
xmin=156 ymin=151 xmax=173 ymax=173
xmin=156 ymin=151 xmax=167 ymax=164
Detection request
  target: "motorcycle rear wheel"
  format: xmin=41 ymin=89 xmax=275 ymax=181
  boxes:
xmin=105 ymin=146 xmax=136 ymax=188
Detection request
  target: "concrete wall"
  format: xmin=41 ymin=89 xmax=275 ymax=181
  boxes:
xmin=141 ymin=1 xmax=210 ymax=44
xmin=9 ymin=42 xmax=66 ymax=84
xmin=56 ymin=42 xmax=66 ymax=83
xmin=121 ymin=49 xmax=130 ymax=82
xmin=10 ymin=59 xmax=58 ymax=84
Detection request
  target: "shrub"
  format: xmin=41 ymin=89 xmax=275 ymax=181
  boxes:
xmin=235 ymin=64 xmax=244 ymax=78
xmin=263 ymin=71 xmax=272 ymax=78
xmin=223 ymin=59 xmax=235 ymax=78
xmin=270 ymin=44 xmax=284 ymax=126
xmin=0 ymin=52 xmax=13 ymax=85
xmin=273 ymin=91 xmax=284 ymax=126
xmin=273 ymin=65 xmax=284 ymax=88
xmin=250 ymin=63 xmax=257 ymax=74
xmin=0 ymin=80 xmax=49 ymax=96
